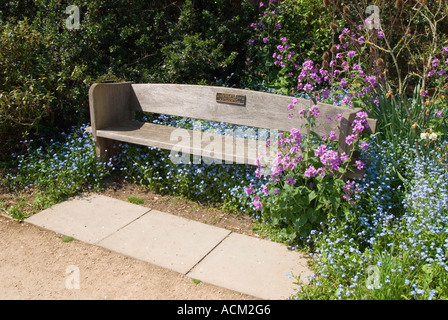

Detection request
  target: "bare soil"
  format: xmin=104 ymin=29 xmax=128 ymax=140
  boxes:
xmin=98 ymin=178 xmax=258 ymax=237
xmin=0 ymin=178 xmax=261 ymax=300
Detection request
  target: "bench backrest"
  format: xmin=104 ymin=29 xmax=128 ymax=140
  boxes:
xmin=89 ymin=82 xmax=377 ymax=157
xmin=131 ymin=83 xmax=354 ymax=138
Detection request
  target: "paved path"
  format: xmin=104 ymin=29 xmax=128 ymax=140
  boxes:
xmin=25 ymin=194 xmax=312 ymax=300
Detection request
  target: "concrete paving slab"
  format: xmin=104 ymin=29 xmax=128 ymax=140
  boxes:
xmin=187 ymin=232 xmax=313 ymax=300
xmin=26 ymin=194 xmax=313 ymax=299
xmin=25 ymin=194 xmax=150 ymax=244
xmin=97 ymin=210 xmax=231 ymax=274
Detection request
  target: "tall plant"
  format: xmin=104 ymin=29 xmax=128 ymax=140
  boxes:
xmin=321 ymin=0 xmax=448 ymax=144
xmin=248 ymin=104 xmax=370 ymax=241
xmin=244 ymin=0 xmax=332 ymax=93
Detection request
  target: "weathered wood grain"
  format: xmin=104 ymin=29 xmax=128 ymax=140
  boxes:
xmin=130 ymin=84 xmax=362 ymax=138
xmin=96 ymin=120 xmax=272 ymax=165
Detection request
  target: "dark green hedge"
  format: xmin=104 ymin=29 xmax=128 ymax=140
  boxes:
xmin=0 ymin=0 xmax=332 ymax=160
xmin=0 ymin=0 xmax=258 ymax=159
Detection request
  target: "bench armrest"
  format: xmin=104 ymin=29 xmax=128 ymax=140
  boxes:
xmin=89 ymin=82 xmax=134 ymax=136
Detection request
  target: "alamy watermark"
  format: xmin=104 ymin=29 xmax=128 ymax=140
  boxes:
xmin=168 ymin=121 xmax=279 ymax=170
xmin=365 ymin=5 xmax=381 ymax=30
xmin=65 ymin=5 xmax=80 ymax=30
xmin=365 ymin=265 xmax=380 ymax=290
xmin=65 ymin=265 xmax=80 ymax=290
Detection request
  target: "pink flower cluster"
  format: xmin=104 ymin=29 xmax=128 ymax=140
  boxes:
xmin=345 ymin=111 xmax=370 ymax=148
xmin=265 ymin=127 xmax=305 ymax=182
xmin=272 ymin=37 xmax=296 ymax=68
xmin=296 ymin=60 xmax=328 ymax=95
xmin=248 ymin=1 xmax=281 ymax=47
xmin=294 ymin=27 xmax=386 ymax=107
xmin=424 ymin=45 xmax=448 ymax=96
xmin=352 ymin=111 xmax=369 ymax=133
xmin=251 ymin=88 xmax=371 ymax=212
xmin=315 ymin=145 xmax=349 ymax=172
xmin=245 ymin=184 xmax=263 ymax=210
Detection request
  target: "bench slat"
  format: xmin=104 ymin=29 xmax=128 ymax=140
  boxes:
xmin=96 ymin=120 xmax=369 ymax=178
xmin=96 ymin=120 xmax=269 ymax=165
xmin=130 ymin=84 xmax=358 ymax=137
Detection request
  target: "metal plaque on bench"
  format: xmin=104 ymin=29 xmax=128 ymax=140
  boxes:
xmin=216 ymin=92 xmax=246 ymax=106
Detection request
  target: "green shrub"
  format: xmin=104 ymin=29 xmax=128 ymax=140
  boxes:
xmin=0 ymin=1 xmax=259 ymax=161
xmin=154 ymin=0 xmax=256 ymax=85
xmin=0 ymin=20 xmax=53 ymax=157
xmin=159 ymin=33 xmax=239 ymax=85
xmin=247 ymin=104 xmax=371 ymax=241
xmin=243 ymin=0 xmax=332 ymax=93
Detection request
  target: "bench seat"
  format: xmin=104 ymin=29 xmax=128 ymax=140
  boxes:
xmin=96 ymin=119 xmax=266 ymax=165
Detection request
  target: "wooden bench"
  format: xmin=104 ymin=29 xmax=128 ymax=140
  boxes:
xmin=88 ymin=82 xmax=376 ymax=178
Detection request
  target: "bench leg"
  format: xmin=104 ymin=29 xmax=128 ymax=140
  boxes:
xmin=95 ymin=137 xmax=120 ymax=163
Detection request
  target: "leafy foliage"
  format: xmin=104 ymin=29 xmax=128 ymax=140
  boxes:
xmin=248 ymin=107 xmax=370 ymax=241
xmin=243 ymin=0 xmax=332 ymax=93
xmin=0 ymin=20 xmax=53 ymax=156
xmin=0 ymin=0 xmax=257 ymax=159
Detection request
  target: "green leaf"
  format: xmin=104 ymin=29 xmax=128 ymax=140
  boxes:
xmin=298 ymin=223 xmax=312 ymax=238
xmin=271 ymin=213 xmax=280 ymax=226
xmin=62 ymin=235 xmax=74 ymax=243
xmin=393 ymin=166 xmax=406 ymax=183
xmin=307 ymin=208 xmax=320 ymax=223
xmin=329 ymin=195 xmax=340 ymax=210
xmin=294 ymin=214 xmax=308 ymax=230
xmin=308 ymin=190 xmax=317 ymax=204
